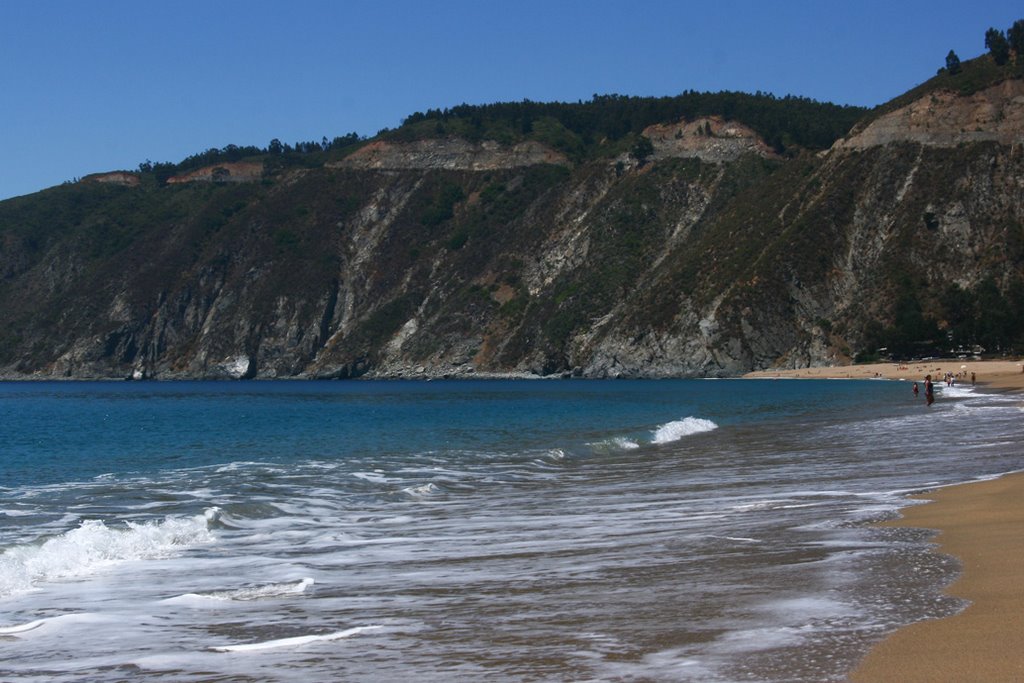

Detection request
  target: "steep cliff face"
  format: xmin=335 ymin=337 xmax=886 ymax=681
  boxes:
xmin=2 ymin=79 xmax=1022 ymax=379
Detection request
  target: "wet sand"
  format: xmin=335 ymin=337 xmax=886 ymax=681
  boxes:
xmin=745 ymin=359 xmax=1024 ymax=682
xmin=848 ymin=472 xmax=1024 ymax=682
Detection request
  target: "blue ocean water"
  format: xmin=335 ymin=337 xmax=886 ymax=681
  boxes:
xmin=2 ymin=378 xmax=899 ymax=487
xmin=0 ymin=378 xmax=1021 ymax=681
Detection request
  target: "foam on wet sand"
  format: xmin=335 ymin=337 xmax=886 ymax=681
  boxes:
xmin=849 ymin=472 xmax=1024 ymax=682
xmin=746 ymin=359 xmax=1024 ymax=681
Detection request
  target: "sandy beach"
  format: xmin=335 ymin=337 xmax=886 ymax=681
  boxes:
xmin=747 ymin=360 xmax=1024 ymax=681
xmin=849 ymin=472 xmax=1024 ymax=682
xmin=744 ymin=358 xmax=1024 ymax=391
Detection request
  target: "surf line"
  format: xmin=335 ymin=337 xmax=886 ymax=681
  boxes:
xmin=210 ymin=625 xmax=384 ymax=652
xmin=0 ymin=618 xmax=49 ymax=635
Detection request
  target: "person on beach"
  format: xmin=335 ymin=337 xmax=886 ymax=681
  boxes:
xmin=924 ymin=375 xmax=934 ymax=406
xmin=912 ymin=382 xmax=919 ymax=397
xmin=971 ymin=371 xmax=976 ymax=386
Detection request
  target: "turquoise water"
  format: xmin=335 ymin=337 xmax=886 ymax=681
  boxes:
xmin=1 ymin=379 xmax=1021 ymax=681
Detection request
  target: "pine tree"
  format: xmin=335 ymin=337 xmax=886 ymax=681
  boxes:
xmin=945 ymin=49 xmax=962 ymax=74
xmin=985 ymin=27 xmax=1010 ymax=65
xmin=1008 ymin=19 xmax=1024 ymax=64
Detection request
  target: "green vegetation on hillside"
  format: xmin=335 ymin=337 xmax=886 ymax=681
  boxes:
xmin=133 ymin=133 xmax=366 ymax=186
xmin=859 ymin=275 xmax=1024 ymax=360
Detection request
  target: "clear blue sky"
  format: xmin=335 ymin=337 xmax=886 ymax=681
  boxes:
xmin=1 ymin=0 xmax=1020 ymax=200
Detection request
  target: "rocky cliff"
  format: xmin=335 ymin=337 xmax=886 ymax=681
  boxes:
xmin=330 ymin=139 xmax=570 ymax=171
xmin=642 ymin=116 xmax=779 ymax=163
xmin=2 ymin=76 xmax=1022 ymax=380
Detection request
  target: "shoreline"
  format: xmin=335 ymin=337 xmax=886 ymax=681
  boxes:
xmin=743 ymin=357 xmax=1024 ymax=392
xmin=744 ymin=360 xmax=1024 ymax=682
xmin=848 ymin=471 xmax=1024 ymax=682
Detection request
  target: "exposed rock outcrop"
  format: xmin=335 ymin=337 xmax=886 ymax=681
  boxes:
xmin=643 ymin=116 xmax=779 ymax=162
xmin=835 ymin=79 xmax=1024 ymax=150
xmin=330 ymin=139 xmax=569 ymax=171
xmin=166 ymin=161 xmax=264 ymax=184
xmin=81 ymin=172 xmax=140 ymax=187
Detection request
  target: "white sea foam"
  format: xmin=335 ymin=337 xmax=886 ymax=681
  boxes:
xmin=0 ymin=512 xmax=215 ymax=598
xmin=352 ymin=471 xmax=394 ymax=484
xmin=211 ymin=625 xmax=384 ymax=652
xmin=651 ymin=417 xmax=718 ymax=444
xmin=214 ymin=461 xmax=264 ymax=473
xmin=0 ymin=612 xmax=109 ymax=635
xmin=402 ymin=482 xmax=440 ymax=498
xmin=937 ymin=384 xmax=975 ymax=399
xmin=588 ymin=437 xmax=642 ymax=452
xmin=167 ymin=578 xmax=315 ymax=604
xmin=730 ymin=500 xmax=793 ymax=512
xmin=0 ymin=618 xmax=48 ymax=634
xmin=0 ymin=509 xmax=37 ymax=517
xmin=712 ymin=625 xmax=808 ymax=653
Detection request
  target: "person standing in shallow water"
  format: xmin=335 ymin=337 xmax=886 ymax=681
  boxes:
xmin=924 ymin=375 xmax=934 ymax=406
xmin=912 ymin=382 xmax=919 ymax=398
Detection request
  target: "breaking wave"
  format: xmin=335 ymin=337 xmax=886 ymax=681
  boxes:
xmin=651 ymin=417 xmax=718 ymax=444
xmin=0 ymin=511 xmax=217 ymax=598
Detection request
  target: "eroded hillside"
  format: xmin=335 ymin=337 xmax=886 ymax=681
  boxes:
xmin=1 ymin=74 xmax=1022 ymax=379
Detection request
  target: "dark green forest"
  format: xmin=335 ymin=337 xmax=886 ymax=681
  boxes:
xmin=393 ymin=91 xmax=866 ymax=160
xmin=859 ymin=276 xmax=1024 ymax=362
